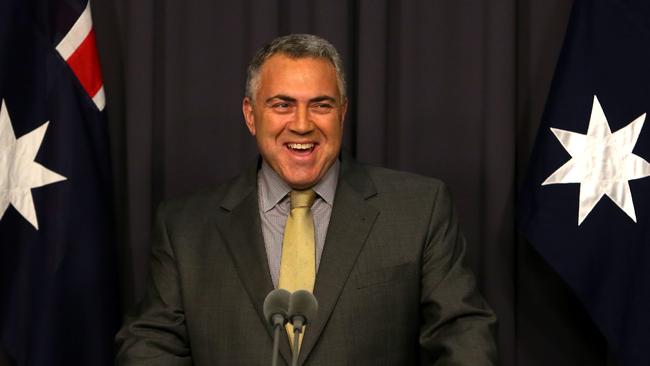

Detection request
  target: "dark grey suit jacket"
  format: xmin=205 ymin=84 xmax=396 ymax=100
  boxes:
xmin=115 ymin=156 xmax=497 ymax=365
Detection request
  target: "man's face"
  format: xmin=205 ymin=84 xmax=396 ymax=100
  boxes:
xmin=242 ymin=54 xmax=347 ymax=189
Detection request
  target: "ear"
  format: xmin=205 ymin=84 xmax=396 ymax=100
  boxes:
xmin=242 ymin=97 xmax=256 ymax=135
xmin=339 ymin=97 xmax=349 ymax=127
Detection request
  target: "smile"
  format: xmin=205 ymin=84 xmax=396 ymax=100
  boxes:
xmin=287 ymin=143 xmax=315 ymax=151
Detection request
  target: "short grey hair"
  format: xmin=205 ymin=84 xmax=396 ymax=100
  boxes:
xmin=245 ymin=34 xmax=347 ymax=101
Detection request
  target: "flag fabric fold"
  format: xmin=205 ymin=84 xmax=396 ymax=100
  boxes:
xmin=519 ymin=0 xmax=650 ymax=365
xmin=0 ymin=0 xmax=119 ymax=364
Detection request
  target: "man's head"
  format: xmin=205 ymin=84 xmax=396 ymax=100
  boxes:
xmin=243 ymin=34 xmax=348 ymax=189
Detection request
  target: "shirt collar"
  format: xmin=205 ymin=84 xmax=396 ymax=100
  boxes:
xmin=258 ymin=159 xmax=340 ymax=212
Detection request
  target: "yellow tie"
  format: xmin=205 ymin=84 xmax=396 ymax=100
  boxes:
xmin=278 ymin=189 xmax=316 ymax=349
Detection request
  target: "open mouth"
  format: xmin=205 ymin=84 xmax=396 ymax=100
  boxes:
xmin=286 ymin=143 xmax=316 ymax=154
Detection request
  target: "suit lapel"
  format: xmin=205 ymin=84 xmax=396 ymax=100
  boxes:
xmin=298 ymin=158 xmax=379 ymax=365
xmin=215 ymin=163 xmax=293 ymax=365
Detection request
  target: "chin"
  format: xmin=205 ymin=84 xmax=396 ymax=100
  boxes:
xmin=283 ymin=174 xmax=320 ymax=189
xmin=286 ymin=180 xmax=317 ymax=190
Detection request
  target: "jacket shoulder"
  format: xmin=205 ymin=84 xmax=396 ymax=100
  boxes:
xmin=359 ymin=164 xmax=448 ymax=196
xmin=156 ymin=174 xmax=245 ymax=224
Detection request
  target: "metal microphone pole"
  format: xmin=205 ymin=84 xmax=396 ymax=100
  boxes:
xmin=287 ymin=290 xmax=318 ymax=366
xmin=272 ymin=323 xmax=281 ymax=366
xmin=264 ymin=289 xmax=291 ymax=366
xmin=291 ymin=324 xmax=303 ymax=366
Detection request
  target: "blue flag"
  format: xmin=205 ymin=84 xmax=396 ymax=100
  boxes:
xmin=0 ymin=0 xmax=119 ymax=364
xmin=519 ymin=0 xmax=650 ymax=365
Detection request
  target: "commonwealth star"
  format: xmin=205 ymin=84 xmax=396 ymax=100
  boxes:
xmin=0 ymin=99 xmax=67 ymax=230
xmin=543 ymin=96 xmax=650 ymax=225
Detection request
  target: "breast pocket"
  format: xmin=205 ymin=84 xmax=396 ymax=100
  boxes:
xmin=355 ymin=262 xmax=414 ymax=289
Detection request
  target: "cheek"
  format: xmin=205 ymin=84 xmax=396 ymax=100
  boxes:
xmin=324 ymin=122 xmax=344 ymax=144
xmin=256 ymin=132 xmax=283 ymax=154
xmin=257 ymin=116 xmax=286 ymax=137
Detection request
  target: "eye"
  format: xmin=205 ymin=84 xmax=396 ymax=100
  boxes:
xmin=311 ymin=103 xmax=334 ymax=113
xmin=272 ymin=102 xmax=293 ymax=112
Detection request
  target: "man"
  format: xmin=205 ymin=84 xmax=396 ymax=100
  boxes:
xmin=116 ymin=34 xmax=497 ymax=365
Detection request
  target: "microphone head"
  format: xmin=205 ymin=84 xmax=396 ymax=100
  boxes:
xmin=288 ymin=290 xmax=318 ymax=326
xmin=263 ymin=289 xmax=291 ymax=326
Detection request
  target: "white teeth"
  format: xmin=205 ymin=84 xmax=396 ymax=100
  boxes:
xmin=288 ymin=143 xmax=314 ymax=150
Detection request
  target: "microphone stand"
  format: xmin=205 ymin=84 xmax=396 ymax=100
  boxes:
xmin=272 ymin=322 xmax=281 ymax=366
xmin=264 ymin=289 xmax=290 ymax=366
xmin=287 ymin=290 xmax=317 ymax=366
xmin=291 ymin=318 xmax=305 ymax=366
xmin=271 ymin=314 xmax=285 ymax=366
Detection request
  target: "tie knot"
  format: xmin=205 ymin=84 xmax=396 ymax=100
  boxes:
xmin=290 ymin=189 xmax=316 ymax=209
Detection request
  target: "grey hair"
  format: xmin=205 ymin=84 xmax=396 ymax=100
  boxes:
xmin=245 ymin=34 xmax=347 ymax=101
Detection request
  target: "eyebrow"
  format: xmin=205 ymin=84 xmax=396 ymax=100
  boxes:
xmin=265 ymin=94 xmax=338 ymax=105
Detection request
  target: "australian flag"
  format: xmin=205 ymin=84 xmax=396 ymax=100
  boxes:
xmin=0 ymin=0 xmax=119 ymax=365
xmin=519 ymin=0 xmax=650 ymax=365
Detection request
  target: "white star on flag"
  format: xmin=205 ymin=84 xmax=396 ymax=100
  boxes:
xmin=543 ymin=95 xmax=650 ymax=225
xmin=0 ymin=99 xmax=67 ymax=230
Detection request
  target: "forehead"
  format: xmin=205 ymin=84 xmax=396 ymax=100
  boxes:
xmin=257 ymin=54 xmax=339 ymax=98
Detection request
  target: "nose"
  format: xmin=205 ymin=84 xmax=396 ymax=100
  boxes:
xmin=289 ymin=104 xmax=314 ymax=134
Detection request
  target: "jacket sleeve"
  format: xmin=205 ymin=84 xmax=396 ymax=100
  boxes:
xmin=419 ymin=183 xmax=498 ymax=365
xmin=115 ymin=203 xmax=192 ymax=366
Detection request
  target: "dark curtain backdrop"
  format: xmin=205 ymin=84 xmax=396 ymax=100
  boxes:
xmin=89 ymin=0 xmax=616 ymax=365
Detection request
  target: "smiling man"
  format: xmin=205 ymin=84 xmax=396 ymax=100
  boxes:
xmin=116 ymin=34 xmax=497 ymax=365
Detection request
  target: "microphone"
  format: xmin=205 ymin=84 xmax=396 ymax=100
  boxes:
xmin=263 ymin=289 xmax=291 ymax=366
xmin=287 ymin=290 xmax=318 ymax=366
